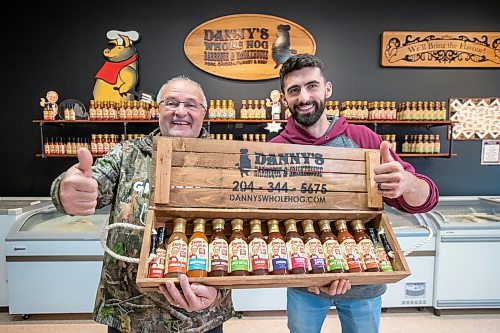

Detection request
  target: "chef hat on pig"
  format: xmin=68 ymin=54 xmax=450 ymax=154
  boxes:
xmin=106 ymin=30 xmax=140 ymax=45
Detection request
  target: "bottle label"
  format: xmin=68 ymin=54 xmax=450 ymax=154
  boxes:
xmin=229 ymin=238 xmax=249 ymax=272
xmin=267 ymin=238 xmax=287 ymax=272
xmin=187 ymin=238 xmax=208 ymax=272
xmin=304 ymin=238 xmax=327 ymax=271
xmin=208 ymin=239 xmax=228 ymax=272
xmin=357 ymin=239 xmax=379 ymax=270
xmin=286 ymin=238 xmax=307 ymax=270
xmin=340 ymin=238 xmax=364 ymax=270
xmin=249 ymin=238 xmax=269 ymax=271
xmin=375 ymin=247 xmax=394 ymax=272
xmin=323 ymin=239 xmax=347 ymax=271
xmin=166 ymin=239 xmax=188 ymax=274
xmin=148 ymin=248 xmax=167 ymax=278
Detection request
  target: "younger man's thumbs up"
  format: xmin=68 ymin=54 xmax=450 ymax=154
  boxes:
xmin=59 ymin=148 xmax=98 ymax=215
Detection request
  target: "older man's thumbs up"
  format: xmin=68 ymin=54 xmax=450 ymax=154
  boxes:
xmin=59 ymin=148 xmax=98 ymax=215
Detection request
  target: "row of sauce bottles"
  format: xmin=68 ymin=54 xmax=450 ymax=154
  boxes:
xmin=148 ymin=218 xmax=395 ymax=279
xmin=88 ymin=100 xmax=159 ymax=120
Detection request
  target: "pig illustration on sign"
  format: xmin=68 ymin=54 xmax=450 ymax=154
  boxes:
xmin=93 ymin=30 xmax=140 ymax=102
xmin=272 ymin=24 xmax=297 ymax=69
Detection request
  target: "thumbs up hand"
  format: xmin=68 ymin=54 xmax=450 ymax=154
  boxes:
xmin=59 ymin=148 xmax=98 ymax=215
xmin=373 ymin=141 xmax=417 ymax=199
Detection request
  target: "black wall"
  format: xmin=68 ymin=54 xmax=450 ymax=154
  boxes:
xmin=3 ymin=0 xmax=499 ymax=196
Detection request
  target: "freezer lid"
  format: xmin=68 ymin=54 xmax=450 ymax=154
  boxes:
xmin=383 ymin=204 xmax=431 ymax=236
xmin=0 ymin=197 xmax=52 ymax=216
xmin=426 ymin=197 xmax=500 ymax=230
xmin=7 ymin=206 xmax=111 ymax=241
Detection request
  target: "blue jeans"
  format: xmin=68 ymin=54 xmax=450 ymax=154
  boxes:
xmin=287 ymin=288 xmax=381 ymax=333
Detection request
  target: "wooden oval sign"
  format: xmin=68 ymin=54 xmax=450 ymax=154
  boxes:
xmin=184 ymin=14 xmax=316 ymax=81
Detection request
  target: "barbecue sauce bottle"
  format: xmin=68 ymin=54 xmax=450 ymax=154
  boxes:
xmin=284 ymin=219 xmax=307 ymax=274
xmin=247 ymin=219 xmax=269 ymax=275
xmin=351 ymin=219 xmax=380 ymax=272
xmin=165 ymin=218 xmax=188 ymax=277
xmin=301 ymin=219 xmax=327 ymax=274
xmin=148 ymin=228 xmax=166 ymax=278
xmin=335 ymin=219 xmax=364 ymax=273
xmin=187 ymin=218 xmax=209 ymax=277
xmin=367 ymin=227 xmax=394 ymax=272
xmin=318 ymin=220 xmax=346 ymax=273
xmin=228 ymin=219 xmax=250 ymax=276
xmin=208 ymin=218 xmax=229 ymax=277
xmin=267 ymin=219 xmax=288 ymax=275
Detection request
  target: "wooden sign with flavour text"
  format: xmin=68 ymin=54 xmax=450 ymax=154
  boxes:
xmin=184 ymin=14 xmax=316 ymax=80
xmin=381 ymin=31 xmax=500 ymax=68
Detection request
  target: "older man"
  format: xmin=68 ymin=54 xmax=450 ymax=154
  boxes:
xmin=51 ymin=76 xmax=233 ymax=333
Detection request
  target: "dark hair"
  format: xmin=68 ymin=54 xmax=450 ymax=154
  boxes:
xmin=279 ymin=54 xmax=325 ymax=92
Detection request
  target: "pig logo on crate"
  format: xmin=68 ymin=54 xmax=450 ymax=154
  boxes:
xmin=93 ymin=30 xmax=140 ymax=102
xmin=235 ymin=148 xmax=252 ymax=177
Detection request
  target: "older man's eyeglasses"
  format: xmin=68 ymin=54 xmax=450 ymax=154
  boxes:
xmin=159 ymin=99 xmax=205 ymax=112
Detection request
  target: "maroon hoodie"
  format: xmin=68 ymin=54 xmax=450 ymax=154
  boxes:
xmin=271 ymin=116 xmax=439 ymax=213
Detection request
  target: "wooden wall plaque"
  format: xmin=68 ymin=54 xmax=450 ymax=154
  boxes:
xmin=184 ymin=14 xmax=316 ymax=80
xmin=381 ymin=31 xmax=500 ymax=68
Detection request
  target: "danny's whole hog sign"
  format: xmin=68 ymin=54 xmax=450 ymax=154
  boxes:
xmin=184 ymin=14 xmax=316 ymax=80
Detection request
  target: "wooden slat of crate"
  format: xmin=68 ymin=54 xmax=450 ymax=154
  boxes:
xmin=168 ymin=138 xmax=369 ymax=160
xmin=168 ymin=188 xmax=371 ymax=210
xmin=172 ymin=152 xmax=367 ymax=174
xmin=170 ymin=167 xmax=367 ymax=192
xmin=151 ymin=208 xmax=381 ymax=221
xmin=136 ymin=211 xmax=410 ymax=291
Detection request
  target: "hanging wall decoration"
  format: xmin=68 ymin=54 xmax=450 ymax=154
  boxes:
xmin=93 ymin=30 xmax=141 ymax=102
xmin=184 ymin=14 xmax=316 ymax=80
xmin=449 ymin=97 xmax=500 ymax=140
xmin=381 ymin=31 xmax=500 ymax=68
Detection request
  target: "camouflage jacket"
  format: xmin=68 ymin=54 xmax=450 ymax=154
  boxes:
xmin=51 ymin=128 xmax=234 ymax=333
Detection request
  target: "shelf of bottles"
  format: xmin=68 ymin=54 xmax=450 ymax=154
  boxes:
xmin=38 ymin=133 xmax=145 ymax=158
xmin=35 ymin=98 xmax=455 ymax=158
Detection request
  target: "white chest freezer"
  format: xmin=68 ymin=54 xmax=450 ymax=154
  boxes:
xmin=381 ymin=205 xmax=436 ymax=310
xmin=422 ymin=196 xmax=500 ymax=316
xmin=0 ymin=197 xmax=52 ymax=307
xmin=5 ymin=206 xmax=109 ymax=317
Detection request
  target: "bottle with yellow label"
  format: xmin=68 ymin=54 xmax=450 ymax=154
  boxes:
xmin=165 ymin=218 xmax=188 ymax=277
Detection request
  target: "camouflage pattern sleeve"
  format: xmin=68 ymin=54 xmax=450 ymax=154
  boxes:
xmin=92 ymin=143 xmax=125 ymax=209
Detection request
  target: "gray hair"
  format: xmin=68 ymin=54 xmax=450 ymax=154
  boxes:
xmin=156 ymin=75 xmax=207 ymax=108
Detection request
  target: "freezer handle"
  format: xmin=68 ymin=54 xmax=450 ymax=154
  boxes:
xmin=441 ymin=235 xmax=500 ymax=243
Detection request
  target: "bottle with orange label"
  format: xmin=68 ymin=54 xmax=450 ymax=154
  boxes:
xmin=318 ymin=219 xmax=347 ymax=273
xmin=335 ymin=219 xmax=364 ymax=273
xmin=351 ymin=220 xmax=380 ymax=272
xmin=187 ymin=218 xmax=209 ymax=277
xmin=284 ymin=219 xmax=307 ymax=274
xmin=267 ymin=219 xmax=288 ymax=275
xmin=301 ymin=219 xmax=327 ymax=274
xmin=228 ymin=219 xmax=250 ymax=276
xmin=208 ymin=218 xmax=229 ymax=277
xmin=247 ymin=219 xmax=269 ymax=275
xmin=165 ymin=218 xmax=188 ymax=277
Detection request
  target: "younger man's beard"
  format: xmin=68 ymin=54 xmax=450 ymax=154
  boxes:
xmin=290 ymin=100 xmax=325 ymax=127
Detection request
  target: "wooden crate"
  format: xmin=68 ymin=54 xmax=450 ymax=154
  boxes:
xmin=136 ymin=137 xmax=411 ymax=291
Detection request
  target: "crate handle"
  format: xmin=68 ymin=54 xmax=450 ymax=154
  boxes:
xmin=385 ymin=225 xmax=434 ymax=258
xmin=99 ymin=223 xmax=145 ymax=264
